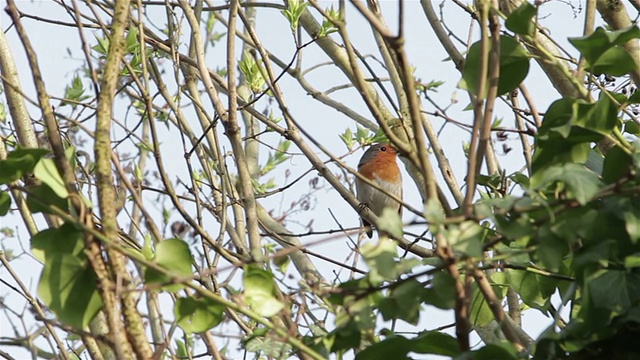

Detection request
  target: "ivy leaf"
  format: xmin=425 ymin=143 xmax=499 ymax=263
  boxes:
xmin=423 ymin=271 xmax=456 ymax=310
xmin=507 ymin=269 xmax=551 ymax=312
xmin=621 ymin=198 xmax=640 ymax=243
xmin=361 ymin=237 xmax=399 ymax=283
xmin=536 ymin=226 xmax=569 ymax=272
xmin=572 ymin=93 xmax=618 ymax=136
xmin=587 ymin=47 xmax=636 ymax=76
xmin=34 ymin=158 xmax=69 ymax=198
xmin=447 ymin=221 xmax=485 ymax=258
xmin=424 ymin=198 xmax=445 ymax=226
xmin=35 ymin=224 xmax=102 ymax=331
xmin=465 ymin=343 xmax=519 ymax=360
xmin=570 ymin=26 xmax=640 ymax=76
xmin=625 ymin=120 xmax=640 ymax=135
xmin=505 ymin=1 xmax=536 ymax=36
xmin=531 ymin=163 xmax=600 ymax=205
xmin=26 ymin=183 xmax=68 ymax=214
xmin=355 ymin=336 xmax=412 ymax=360
xmin=0 ymin=148 xmax=50 ymax=184
xmin=588 ymin=270 xmax=640 ymax=313
xmin=378 ymin=279 xmax=423 ymax=325
xmin=602 ymin=146 xmax=631 ymax=184
xmin=31 ymin=222 xmax=85 ymax=263
xmin=38 ymin=254 xmax=103 ymax=329
xmin=355 ymin=331 xmax=458 ymax=360
xmin=459 ymin=35 xmax=530 ymax=96
xmin=145 ymin=238 xmax=193 ymax=292
xmin=243 ymin=265 xmax=284 ymax=317
xmin=174 ymin=296 xmax=224 ymax=333
xmin=377 ymin=207 xmax=404 ymax=240
xmin=0 ymin=191 xmax=10 ymax=215
xmin=469 ymin=274 xmax=505 ymax=326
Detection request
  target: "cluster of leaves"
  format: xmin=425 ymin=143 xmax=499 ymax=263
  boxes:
xmin=325 ymin=11 xmax=640 ymax=360
xmin=474 ymin=24 xmax=640 ymax=359
xmin=340 ymin=126 xmax=389 ymax=150
xmin=93 ymin=28 xmax=155 ymax=76
xmin=0 ymin=145 xmax=293 ymax=342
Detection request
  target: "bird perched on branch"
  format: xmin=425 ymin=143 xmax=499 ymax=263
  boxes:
xmin=356 ymin=143 xmax=403 ymax=238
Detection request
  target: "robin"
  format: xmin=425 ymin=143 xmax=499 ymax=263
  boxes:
xmin=356 ymin=143 xmax=403 ymax=238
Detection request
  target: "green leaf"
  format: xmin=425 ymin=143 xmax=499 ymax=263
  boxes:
xmin=507 ymin=269 xmax=550 ymax=312
xmin=585 ymin=148 xmax=605 ymax=174
xmin=92 ymin=35 xmax=110 ymax=56
xmin=536 ymin=225 xmax=570 ymax=272
xmin=272 ymin=251 xmax=291 ymax=274
xmin=355 ymin=336 xmax=412 ymax=360
xmin=447 ymin=221 xmax=485 ymax=257
xmin=281 ymin=0 xmax=308 ymax=31
xmin=243 ymin=265 xmax=284 ymax=317
xmin=588 ymin=47 xmax=637 ymax=76
xmin=141 ymin=234 xmax=154 ymax=260
xmin=356 ymin=125 xmax=370 ymax=145
xmin=38 ymin=253 xmax=102 ymax=329
xmin=356 ymin=331 xmax=458 ymax=360
xmin=175 ymin=339 xmax=188 ymax=358
xmin=624 ymin=254 xmax=640 ymax=269
xmin=377 ymin=207 xmax=403 ymax=240
xmin=531 ymin=163 xmax=600 ymax=205
xmin=125 ymin=27 xmax=139 ymax=54
xmin=340 ymin=127 xmax=355 ymax=149
xmin=326 ymin=322 xmax=361 ymax=352
xmin=470 ymin=275 xmax=505 ymax=326
xmin=532 ymin=97 xmax=609 ymax=171
xmin=26 ymin=183 xmax=68 ymax=214
xmin=570 ymin=26 xmax=640 ymax=75
xmin=602 ymin=146 xmax=631 ymax=184
xmin=63 ymin=75 xmax=89 ymax=106
xmin=505 ymin=1 xmax=536 ymax=36
xmin=588 ymin=269 xmax=640 ymax=313
xmin=31 ymin=222 xmax=85 ymax=263
xmin=622 ymin=199 xmax=640 ymax=243
xmin=34 ymin=158 xmax=69 ymax=198
xmin=0 ymin=148 xmax=50 ymax=184
xmin=459 ymin=35 xmax=530 ymax=96
xmin=573 ymin=93 xmax=619 ymax=136
xmin=466 ymin=343 xmax=519 ymax=360
xmin=536 ymin=98 xmax=576 ymax=141
xmin=174 ymin=296 xmax=224 ymax=333
xmin=0 ymin=191 xmax=10 ymax=215
xmin=532 ymin=141 xmax=592 ymax=173
xmin=361 ymin=237 xmax=399 ymax=283
xmin=625 ymin=120 xmax=640 ymax=135
xmin=423 ymin=271 xmax=456 ymax=310
xmin=245 ymin=335 xmax=292 ymax=358
xmin=33 ymin=223 xmax=101 ymax=329
xmin=145 ymin=238 xmax=193 ymax=292
xmin=378 ymin=279 xmax=423 ymax=325
xmin=424 ymin=197 xmax=444 ymax=226
xmin=411 ymin=331 xmax=459 ymax=356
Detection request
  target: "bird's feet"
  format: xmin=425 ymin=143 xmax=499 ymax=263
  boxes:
xmin=357 ymin=202 xmax=370 ymax=214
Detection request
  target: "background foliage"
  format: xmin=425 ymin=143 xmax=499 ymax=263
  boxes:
xmin=1 ymin=0 xmax=640 ymax=359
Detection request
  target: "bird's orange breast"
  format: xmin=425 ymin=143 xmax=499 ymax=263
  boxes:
xmin=358 ymin=154 xmax=400 ymax=183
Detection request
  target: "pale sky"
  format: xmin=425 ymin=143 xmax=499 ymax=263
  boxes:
xmin=0 ymin=1 xmax=597 ymax=358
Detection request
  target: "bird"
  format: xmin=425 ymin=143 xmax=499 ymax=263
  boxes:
xmin=356 ymin=143 xmax=403 ymax=238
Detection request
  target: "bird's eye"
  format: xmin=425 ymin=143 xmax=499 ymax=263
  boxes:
xmin=380 ymin=146 xmax=387 ymax=152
